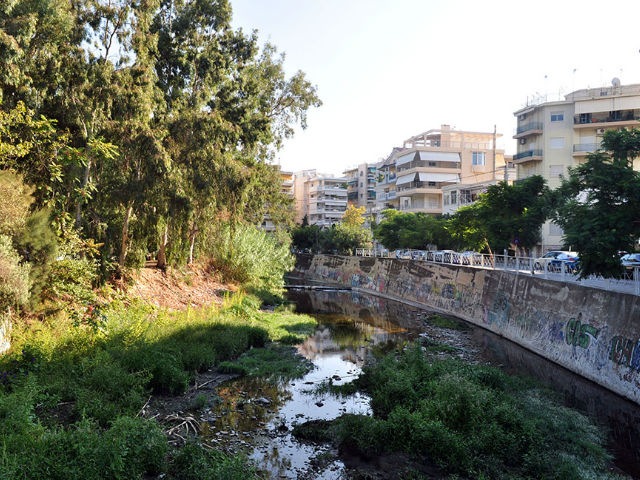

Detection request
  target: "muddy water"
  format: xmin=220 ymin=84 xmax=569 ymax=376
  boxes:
xmin=207 ymin=288 xmax=640 ymax=479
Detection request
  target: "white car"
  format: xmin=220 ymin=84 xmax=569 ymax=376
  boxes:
xmin=533 ymin=251 xmax=577 ymax=272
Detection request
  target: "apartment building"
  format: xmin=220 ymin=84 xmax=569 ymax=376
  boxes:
xmin=513 ymin=80 xmax=640 ymax=251
xmin=261 ymin=168 xmax=294 ymax=232
xmin=343 ymin=163 xmax=377 ymax=212
xmin=374 ymin=125 xmax=506 ymax=215
xmin=441 ymin=155 xmax=515 ymax=215
xmin=293 ymin=170 xmax=348 ymax=227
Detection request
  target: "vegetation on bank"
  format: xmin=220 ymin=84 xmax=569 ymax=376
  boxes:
xmin=295 ymin=344 xmax=622 ymax=480
xmin=0 ymin=294 xmax=316 ymax=479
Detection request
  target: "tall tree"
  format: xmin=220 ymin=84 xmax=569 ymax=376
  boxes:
xmin=554 ymin=129 xmax=640 ymax=277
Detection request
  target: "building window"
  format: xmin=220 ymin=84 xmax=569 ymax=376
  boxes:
xmin=428 ymin=181 xmax=436 ymax=187
xmin=451 ymin=191 xmax=457 ymax=204
xmin=549 ymin=222 xmax=564 ymax=236
xmin=360 ymin=171 xmax=363 ymax=176
xmin=550 ymin=111 xmax=564 ymax=122
xmin=472 ymin=152 xmax=486 ymax=166
xmin=360 ymin=182 xmax=363 ymax=187
xmin=360 ymin=193 xmax=363 ymax=198
xmin=428 ymin=161 xmax=437 ymax=167
xmin=549 ymin=137 xmax=565 ymax=149
xmin=549 ymin=165 xmax=564 ymax=178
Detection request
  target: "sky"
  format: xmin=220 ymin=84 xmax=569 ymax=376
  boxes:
xmin=230 ymin=0 xmax=640 ymax=175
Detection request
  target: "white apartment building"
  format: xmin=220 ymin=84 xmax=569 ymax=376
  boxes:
xmin=344 ymin=163 xmax=377 ymax=212
xmin=293 ymin=170 xmax=348 ymax=227
xmin=513 ymin=80 xmax=640 ymax=251
xmin=374 ymin=125 xmax=506 ymax=215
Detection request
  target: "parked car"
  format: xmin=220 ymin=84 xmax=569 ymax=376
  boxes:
xmin=549 ymin=253 xmax=580 ymax=273
xmin=621 ymin=253 xmax=640 ymax=270
xmin=411 ymin=250 xmax=426 ymax=261
xmin=533 ymin=251 xmax=578 ymax=272
xmin=459 ymin=251 xmax=482 ymax=265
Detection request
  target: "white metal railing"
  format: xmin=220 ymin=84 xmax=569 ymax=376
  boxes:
xmin=353 ymin=249 xmax=640 ymax=296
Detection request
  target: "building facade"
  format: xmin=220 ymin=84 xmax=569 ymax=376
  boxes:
xmin=374 ymin=125 xmax=507 ymax=216
xmin=513 ymin=81 xmax=640 ymax=251
xmin=293 ymin=170 xmax=348 ymax=227
xmin=343 ymin=163 xmax=377 ymax=212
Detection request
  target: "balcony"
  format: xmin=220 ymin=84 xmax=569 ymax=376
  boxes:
xmin=572 ymin=143 xmax=601 ymax=156
xmin=573 ymin=110 xmax=640 ymax=129
xmin=513 ymin=149 xmax=543 ymax=163
xmin=513 ymin=122 xmax=544 ymax=139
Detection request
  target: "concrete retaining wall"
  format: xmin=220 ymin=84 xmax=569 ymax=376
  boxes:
xmin=294 ymin=254 xmax=640 ymax=405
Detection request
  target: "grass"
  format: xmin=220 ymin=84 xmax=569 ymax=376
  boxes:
xmin=425 ymin=314 xmax=470 ymax=331
xmin=218 ymin=344 xmax=314 ymax=379
xmin=295 ymin=344 xmax=624 ymax=480
xmin=0 ymin=293 xmax=316 ymax=479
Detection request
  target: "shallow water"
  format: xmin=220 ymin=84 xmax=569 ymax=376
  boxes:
xmin=206 ymin=288 xmax=640 ymax=479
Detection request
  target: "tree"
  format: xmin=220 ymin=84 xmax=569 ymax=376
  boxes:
xmin=374 ymin=210 xmax=448 ymax=250
xmin=341 ymin=205 xmax=366 ymax=228
xmin=449 ymin=177 xmax=551 ymax=254
xmin=554 ymin=129 xmax=640 ymax=278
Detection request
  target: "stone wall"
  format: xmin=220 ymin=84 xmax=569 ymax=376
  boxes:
xmin=294 ymin=254 xmax=640 ymax=405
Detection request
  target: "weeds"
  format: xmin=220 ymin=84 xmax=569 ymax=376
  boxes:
xmin=297 ymin=344 xmax=623 ymax=480
xmin=0 ymin=293 xmax=315 ymax=479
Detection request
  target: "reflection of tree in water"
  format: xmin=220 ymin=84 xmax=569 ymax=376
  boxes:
xmin=202 ymin=377 xmax=289 ymax=440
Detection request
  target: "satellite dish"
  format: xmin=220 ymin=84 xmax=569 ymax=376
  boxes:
xmin=612 ymin=77 xmax=621 ymax=87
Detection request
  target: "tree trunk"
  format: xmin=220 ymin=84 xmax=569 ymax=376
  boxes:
xmin=75 ymin=157 xmax=92 ymax=229
xmin=188 ymin=224 xmax=197 ymax=265
xmin=118 ymin=203 xmax=134 ymax=267
xmin=157 ymin=225 xmax=169 ymax=269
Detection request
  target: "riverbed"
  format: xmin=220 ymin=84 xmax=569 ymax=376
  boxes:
xmin=205 ymin=288 xmax=640 ymax=479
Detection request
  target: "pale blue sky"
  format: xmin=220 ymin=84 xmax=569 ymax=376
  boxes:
xmin=231 ymin=0 xmax=640 ymax=174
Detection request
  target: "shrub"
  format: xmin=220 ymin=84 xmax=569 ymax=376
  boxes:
xmin=204 ymin=223 xmax=294 ymax=296
xmin=0 ymin=234 xmax=31 ymax=311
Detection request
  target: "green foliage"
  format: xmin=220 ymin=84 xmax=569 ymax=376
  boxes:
xmin=0 ymin=234 xmax=31 ymax=310
xmin=0 ymin=296 xmax=315 ymax=479
xmin=374 ymin=210 xmax=450 ymax=250
xmin=292 ymin=223 xmax=323 ymax=251
xmin=218 ymin=345 xmax=314 ymax=379
xmin=447 ymin=176 xmax=551 ymax=253
xmin=169 ymin=442 xmax=258 ymax=480
xmin=204 ymin=223 xmax=294 ymax=296
xmin=554 ymin=129 xmax=640 ymax=278
xmin=310 ymin=345 xmax=617 ymax=479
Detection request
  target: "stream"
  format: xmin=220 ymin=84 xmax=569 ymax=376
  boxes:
xmin=205 ymin=288 xmax=640 ymax=479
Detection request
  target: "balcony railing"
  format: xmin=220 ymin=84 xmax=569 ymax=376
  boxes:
xmin=516 ymin=122 xmax=544 ymax=135
xmin=574 ymin=111 xmax=640 ymax=125
xmin=573 ymin=143 xmax=601 ymax=153
xmin=513 ymin=149 xmax=543 ymax=160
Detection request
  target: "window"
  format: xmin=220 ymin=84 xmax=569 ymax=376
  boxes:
xmin=360 ymin=193 xmax=363 ymax=198
xmin=549 ymin=165 xmax=564 ymax=178
xmin=549 ymin=222 xmax=564 ymax=236
xmin=451 ymin=191 xmax=457 ymax=204
xmin=472 ymin=152 xmax=486 ymax=166
xmin=428 ymin=161 xmax=437 ymax=167
xmin=360 ymin=171 xmax=363 ymax=176
xmin=550 ymin=111 xmax=564 ymax=122
xmin=360 ymin=182 xmax=363 ymax=187
xmin=549 ymin=137 xmax=565 ymax=149
xmin=428 ymin=181 xmax=436 ymax=187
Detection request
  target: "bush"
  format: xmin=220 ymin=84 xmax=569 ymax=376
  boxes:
xmin=326 ymin=345 xmax=618 ymax=479
xmin=0 ymin=234 xmax=31 ymax=311
xmin=204 ymin=223 xmax=294 ymax=296
xmin=169 ymin=442 xmax=257 ymax=480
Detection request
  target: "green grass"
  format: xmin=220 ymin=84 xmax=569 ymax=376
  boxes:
xmin=295 ymin=344 xmax=624 ymax=480
xmin=425 ymin=314 xmax=470 ymax=331
xmin=0 ymin=293 xmax=316 ymax=479
xmin=218 ymin=344 xmax=314 ymax=379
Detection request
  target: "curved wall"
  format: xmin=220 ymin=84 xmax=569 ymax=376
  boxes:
xmin=294 ymin=254 xmax=640 ymax=405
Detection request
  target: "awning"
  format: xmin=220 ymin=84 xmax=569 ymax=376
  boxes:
xmin=396 ymin=173 xmax=417 ymax=185
xmin=416 ymin=151 xmax=461 ymax=163
xmin=396 ymin=152 xmax=417 ymax=166
xmin=417 ymin=172 xmax=460 ymax=183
